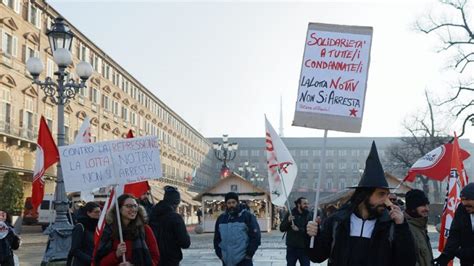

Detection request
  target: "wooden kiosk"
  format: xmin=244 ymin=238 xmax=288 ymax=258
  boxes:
xmin=194 ymin=172 xmax=272 ymax=232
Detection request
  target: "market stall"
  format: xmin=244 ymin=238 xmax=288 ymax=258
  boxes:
xmin=194 ymin=172 xmax=272 ymax=232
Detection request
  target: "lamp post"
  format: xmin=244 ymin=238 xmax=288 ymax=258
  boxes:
xmin=213 ymin=134 xmax=238 ymax=178
xmin=26 ymin=17 xmax=93 ymax=263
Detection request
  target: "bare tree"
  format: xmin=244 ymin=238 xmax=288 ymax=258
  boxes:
xmin=386 ymin=91 xmax=451 ymax=202
xmin=416 ymin=0 xmax=474 ymax=138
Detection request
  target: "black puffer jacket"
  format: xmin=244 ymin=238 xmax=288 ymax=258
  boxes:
xmin=67 ymin=215 xmax=98 ymax=266
xmin=440 ymin=203 xmax=474 ymax=266
xmin=149 ymin=201 xmax=190 ymax=266
xmin=307 ymin=205 xmax=416 ymax=266
xmin=280 ymin=208 xmax=312 ymax=249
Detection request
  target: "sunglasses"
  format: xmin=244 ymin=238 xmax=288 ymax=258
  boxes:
xmin=123 ymin=204 xmax=139 ymax=209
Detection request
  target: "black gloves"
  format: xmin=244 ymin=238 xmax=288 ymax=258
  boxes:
xmin=432 ymin=254 xmax=450 ymax=266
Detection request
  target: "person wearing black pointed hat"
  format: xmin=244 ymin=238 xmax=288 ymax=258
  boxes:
xmin=306 ymin=141 xmax=416 ymax=266
xmin=433 ymin=182 xmax=474 ymax=266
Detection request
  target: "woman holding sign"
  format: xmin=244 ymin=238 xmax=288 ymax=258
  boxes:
xmin=94 ymin=194 xmax=160 ymax=266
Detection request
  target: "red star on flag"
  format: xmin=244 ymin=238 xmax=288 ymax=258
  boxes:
xmin=349 ymin=108 xmax=358 ymax=117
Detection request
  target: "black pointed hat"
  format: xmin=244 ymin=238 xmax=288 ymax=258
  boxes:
xmin=349 ymin=141 xmax=392 ymax=189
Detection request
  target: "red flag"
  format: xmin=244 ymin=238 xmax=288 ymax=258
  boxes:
xmin=31 ymin=116 xmax=59 ymax=210
xmin=404 ymin=142 xmax=470 ymax=182
xmin=123 ymin=129 xmax=151 ymax=197
xmin=438 ymin=134 xmax=468 ymax=258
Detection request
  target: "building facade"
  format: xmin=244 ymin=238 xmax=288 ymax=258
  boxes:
xmin=0 ymin=0 xmax=216 ymax=197
xmin=209 ymin=137 xmax=474 ymax=203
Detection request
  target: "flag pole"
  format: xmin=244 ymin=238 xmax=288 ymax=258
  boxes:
xmin=113 ymin=184 xmax=126 ymax=263
xmin=277 ymin=166 xmax=295 ymax=227
xmin=310 ymin=129 xmax=328 ymax=248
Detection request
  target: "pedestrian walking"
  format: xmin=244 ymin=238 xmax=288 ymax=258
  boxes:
xmin=0 ymin=210 xmax=20 ymax=266
xmin=149 ymin=185 xmax=190 ymax=266
xmin=214 ymin=192 xmax=261 ymax=266
xmin=306 ymin=141 xmax=416 ymax=266
xmin=197 ymin=208 xmax=202 ymax=224
xmin=433 ymin=182 xmax=474 ymax=266
xmin=67 ymin=201 xmax=101 ymax=266
xmin=280 ymin=197 xmax=312 ymax=266
xmin=404 ymin=189 xmax=433 ymax=266
xmin=94 ymin=194 xmax=160 ymax=266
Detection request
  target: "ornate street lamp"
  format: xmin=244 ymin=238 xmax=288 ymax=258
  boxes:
xmin=213 ymin=134 xmax=238 ymax=178
xmin=26 ymin=17 xmax=92 ymax=263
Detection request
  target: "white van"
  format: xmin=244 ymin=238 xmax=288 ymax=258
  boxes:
xmin=38 ymin=194 xmax=55 ymax=231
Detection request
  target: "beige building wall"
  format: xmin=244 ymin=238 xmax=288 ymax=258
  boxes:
xmin=0 ymin=0 xmax=214 ymax=199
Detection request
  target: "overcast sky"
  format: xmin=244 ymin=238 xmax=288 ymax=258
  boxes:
xmin=48 ymin=0 xmax=473 ymax=140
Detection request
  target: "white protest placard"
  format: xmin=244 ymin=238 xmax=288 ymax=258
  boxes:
xmin=59 ymin=136 xmax=162 ymax=193
xmin=292 ymin=23 xmax=373 ymax=133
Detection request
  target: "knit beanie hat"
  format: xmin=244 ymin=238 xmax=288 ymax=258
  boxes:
xmin=405 ymin=189 xmax=429 ymax=211
xmin=224 ymin=192 xmax=239 ymax=203
xmin=460 ymin=183 xmax=474 ymax=200
xmin=163 ymin=186 xmax=181 ymax=205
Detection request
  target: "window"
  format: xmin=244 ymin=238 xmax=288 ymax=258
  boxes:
xmin=301 ymin=162 xmax=309 ymax=170
xmin=45 ymin=106 xmax=53 ymax=131
xmin=90 ymin=88 xmax=99 ymax=103
xmin=78 ymin=86 xmax=88 ymax=99
xmin=24 ymin=46 xmax=38 ymax=63
xmin=326 ymin=178 xmax=333 ymax=190
xmin=239 ymin=150 xmax=248 ymax=156
xmin=339 ymin=162 xmax=347 ymax=170
xmin=1 ymin=32 xmax=17 ymax=57
xmin=313 ymin=149 xmax=321 ymax=156
xmin=28 ymin=3 xmax=42 ymax=29
xmin=121 ymin=106 xmax=128 ymax=122
xmin=251 ymin=150 xmax=260 ymax=157
xmin=46 ymin=58 xmax=55 ymax=77
xmin=102 ymin=95 xmax=110 ymax=111
xmin=131 ymin=112 xmax=136 ymax=126
xmin=0 ymin=88 xmax=11 ymax=131
xmin=112 ymin=101 xmax=119 ymax=116
xmin=326 ymin=150 xmax=335 ymax=156
xmin=338 ymin=150 xmax=347 ymax=156
xmin=300 ymin=150 xmax=309 ymax=156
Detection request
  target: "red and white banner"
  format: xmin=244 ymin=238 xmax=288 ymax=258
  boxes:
xmin=404 ymin=142 xmax=470 ymax=183
xmin=265 ymin=116 xmax=298 ymax=207
xmin=438 ymin=135 xmax=469 ymax=257
xmin=32 ymin=116 xmax=59 ymax=210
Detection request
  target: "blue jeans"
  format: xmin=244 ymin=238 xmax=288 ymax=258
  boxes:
xmin=286 ymin=246 xmax=310 ymax=266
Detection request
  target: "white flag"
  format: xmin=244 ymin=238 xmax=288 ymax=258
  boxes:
xmin=265 ymin=116 xmax=298 ymax=207
xmin=74 ymin=117 xmax=91 ymax=144
xmin=74 ymin=117 xmax=93 ymax=201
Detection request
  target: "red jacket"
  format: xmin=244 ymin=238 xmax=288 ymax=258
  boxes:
xmin=99 ymin=224 xmax=160 ymax=265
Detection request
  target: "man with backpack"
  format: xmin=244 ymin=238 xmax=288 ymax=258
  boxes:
xmin=306 ymin=142 xmax=416 ymax=266
xmin=280 ymin=197 xmax=312 ymax=266
xmin=149 ymin=186 xmax=191 ymax=266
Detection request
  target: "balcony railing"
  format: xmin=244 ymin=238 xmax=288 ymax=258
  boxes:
xmin=0 ymin=120 xmax=38 ymax=142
